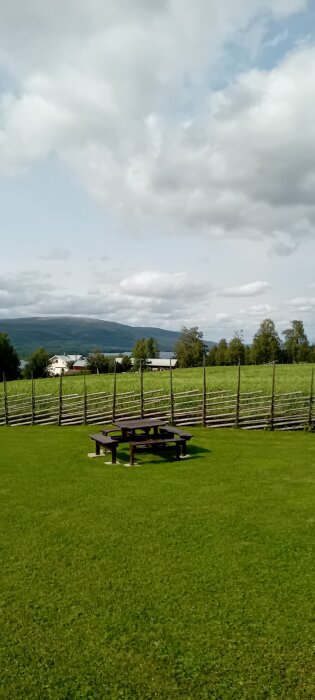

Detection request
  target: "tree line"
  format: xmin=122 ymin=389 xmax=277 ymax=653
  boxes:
xmin=168 ymin=320 xmax=315 ymax=368
xmin=1 ymin=319 xmax=314 ymax=381
xmin=207 ymin=319 xmax=314 ymax=366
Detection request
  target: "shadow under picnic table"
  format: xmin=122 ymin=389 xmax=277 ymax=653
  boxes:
xmin=113 ymin=442 xmax=211 ymax=466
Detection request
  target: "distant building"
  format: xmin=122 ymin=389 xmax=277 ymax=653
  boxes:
xmin=48 ymin=354 xmax=176 ymax=375
xmin=146 ymin=358 xmax=178 ymax=371
xmin=115 ymin=357 xmax=177 ymax=371
xmin=48 ymin=355 xmax=84 ymax=376
xmin=72 ymin=358 xmax=88 ymax=371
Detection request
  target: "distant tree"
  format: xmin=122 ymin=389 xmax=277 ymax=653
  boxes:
xmin=309 ymin=344 xmax=315 ymax=363
xmin=206 ymin=339 xmax=229 ymax=366
xmin=107 ymin=357 xmax=116 ymax=373
xmin=251 ymin=319 xmax=281 ymax=365
xmin=132 ymin=338 xmax=147 ymax=359
xmin=216 ymin=338 xmax=228 ymax=366
xmin=86 ymin=351 xmax=110 ymax=374
xmin=146 ymin=337 xmax=160 ymax=359
xmin=24 ymin=347 xmax=50 ymax=379
xmin=131 ymin=337 xmax=160 ymax=370
xmin=132 ymin=338 xmax=149 ymax=370
xmin=116 ymin=354 xmax=132 ymax=373
xmin=0 ymin=332 xmax=20 ymax=381
xmin=207 ymin=345 xmax=217 ymax=366
xmin=174 ymin=327 xmax=206 ymax=368
xmin=227 ymin=332 xmax=246 ymax=365
xmin=282 ymin=320 xmax=309 ymax=363
xmin=244 ymin=345 xmax=253 ymax=365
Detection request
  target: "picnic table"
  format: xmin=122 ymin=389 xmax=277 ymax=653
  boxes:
xmin=109 ymin=418 xmax=167 ymax=439
xmin=89 ymin=418 xmax=192 ymax=466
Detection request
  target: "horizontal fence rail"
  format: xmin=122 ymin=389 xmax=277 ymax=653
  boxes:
xmin=0 ymin=365 xmax=314 ymax=431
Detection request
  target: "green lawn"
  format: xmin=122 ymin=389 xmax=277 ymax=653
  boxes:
xmin=3 ymin=363 xmax=315 ymax=400
xmin=0 ymin=427 xmax=314 ymax=699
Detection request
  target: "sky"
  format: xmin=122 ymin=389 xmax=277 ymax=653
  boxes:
xmin=1 ymin=0 xmax=315 ymax=343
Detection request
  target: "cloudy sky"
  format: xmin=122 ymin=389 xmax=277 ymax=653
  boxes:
xmin=1 ymin=0 xmax=315 ymax=342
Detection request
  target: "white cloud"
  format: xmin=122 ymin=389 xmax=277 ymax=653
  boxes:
xmin=219 ymin=281 xmax=271 ymax=297
xmin=0 ymin=267 xmax=312 ymax=341
xmin=119 ymin=271 xmax=203 ymax=298
xmin=215 ymin=313 xmax=231 ymax=321
xmin=0 ymin=268 xmax=207 ymax=328
xmin=288 ymin=296 xmax=315 ymax=307
xmin=0 ymin=271 xmax=54 ymax=312
xmin=249 ymin=304 xmax=272 ymax=313
xmin=0 ymin=0 xmax=311 ymax=251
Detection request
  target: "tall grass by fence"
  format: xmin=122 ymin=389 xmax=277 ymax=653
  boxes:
xmin=1 ymin=363 xmax=314 ymax=431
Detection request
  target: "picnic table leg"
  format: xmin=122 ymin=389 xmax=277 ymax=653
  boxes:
xmin=175 ymin=442 xmax=181 ymax=460
xmin=95 ymin=442 xmax=100 ymax=456
xmin=112 ymin=446 xmax=117 ymax=465
xmin=130 ymin=445 xmax=135 ymax=466
xmin=181 ymin=440 xmax=187 ymax=457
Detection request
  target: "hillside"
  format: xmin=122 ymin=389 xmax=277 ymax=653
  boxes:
xmin=0 ymin=317 xmax=214 ymax=357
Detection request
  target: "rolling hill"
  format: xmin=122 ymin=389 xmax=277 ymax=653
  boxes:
xmin=0 ymin=317 xmax=214 ymax=357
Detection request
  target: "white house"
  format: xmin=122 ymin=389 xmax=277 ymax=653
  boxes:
xmin=48 ymin=355 xmax=84 ymax=376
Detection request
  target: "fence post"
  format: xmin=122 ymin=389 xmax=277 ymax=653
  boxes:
xmin=31 ymin=372 xmax=35 ymax=425
xmin=202 ymin=354 xmax=207 ymax=427
xmin=269 ymin=362 xmax=276 ymax=431
xmin=169 ymin=358 xmax=175 ymax=424
xmin=235 ymin=361 xmax=241 ymax=428
xmin=83 ymin=372 xmax=87 ymax=425
xmin=140 ymin=360 xmax=144 ymax=419
xmin=308 ymin=367 xmax=314 ymax=430
xmin=112 ymin=363 xmax=117 ymax=423
xmin=3 ymin=372 xmax=9 ymax=426
xmin=58 ymin=372 xmax=63 ymax=426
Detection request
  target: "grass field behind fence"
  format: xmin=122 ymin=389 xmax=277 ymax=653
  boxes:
xmin=2 ymin=363 xmax=315 ymax=399
xmin=0 ymin=426 xmax=314 ymax=699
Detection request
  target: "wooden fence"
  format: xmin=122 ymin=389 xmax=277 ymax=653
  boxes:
xmin=0 ymin=363 xmax=314 ymax=431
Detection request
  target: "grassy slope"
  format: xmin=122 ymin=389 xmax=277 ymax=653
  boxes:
xmin=0 ymin=426 xmax=314 ymax=699
xmin=3 ymin=363 xmax=315 ymax=398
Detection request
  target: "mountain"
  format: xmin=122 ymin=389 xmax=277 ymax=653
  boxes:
xmin=0 ymin=317 xmax=214 ymax=357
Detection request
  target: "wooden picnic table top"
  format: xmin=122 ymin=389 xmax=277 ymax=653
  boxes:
xmin=113 ymin=418 xmax=167 ymax=430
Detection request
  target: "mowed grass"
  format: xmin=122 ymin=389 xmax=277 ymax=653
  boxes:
xmin=3 ymin=362 xmax=315 ymax=399
xmin=0 ymin=427 xmax=314 ymax=699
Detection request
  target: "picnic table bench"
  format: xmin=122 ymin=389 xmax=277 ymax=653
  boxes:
xmin=89 ymin=433 xmax=118 ymax=464
xmin=102 ymin=427 xmax=122 ymax=437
